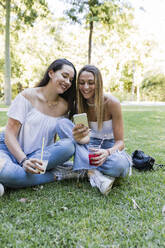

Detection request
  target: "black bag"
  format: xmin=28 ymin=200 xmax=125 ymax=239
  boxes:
xmin=132 ymin=150 xmax=155 ymax=171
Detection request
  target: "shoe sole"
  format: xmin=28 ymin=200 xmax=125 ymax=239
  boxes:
xmin=102 ymin=180 xmax=115 ymax=196
xmin=0 ymin=184 xmax=4 ymax=197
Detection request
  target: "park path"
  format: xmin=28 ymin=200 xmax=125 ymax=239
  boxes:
xmin=0 ymin=108 xmax=8 ymax=112
xmin=0 ymin=101 xmax=165 ymax=112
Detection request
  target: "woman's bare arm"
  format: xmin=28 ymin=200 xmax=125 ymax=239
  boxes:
xmin=5 ymin=117 xmax=26 ymax=163
xmin=5 ymin=118 xmax=44 ymax=173
xmin=108 ymin=98 xmax=124 ymax=154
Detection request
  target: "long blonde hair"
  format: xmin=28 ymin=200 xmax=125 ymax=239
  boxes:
xmin=77 ymin=65 xmax=104 ymax=130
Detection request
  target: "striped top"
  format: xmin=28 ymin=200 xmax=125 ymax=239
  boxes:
xmin=7 ymin=93 xmax=64 ymax=155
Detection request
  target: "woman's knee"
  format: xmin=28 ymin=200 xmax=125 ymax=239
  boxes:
xmin=56 ymin=138 xmax=75 ymax=155
xmin=0 ymin=158 xmax=6 ymax=172
xmin=111 ymin=152 xmax=130 ymax=176
xmin=62 ymin=139 xmax=75 ymax=154
xmin=101 ymin=151 xmax=129 ymax=177
xmin=115 ymin=160 xmax=128 ymax=177
xmin=0 ymin=161 xmax=22 ymax=185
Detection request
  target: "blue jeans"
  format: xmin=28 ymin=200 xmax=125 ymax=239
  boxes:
xmin=0 ymin=132 xmax=75 ymax=188
xmin=89 ymin=138 xmax=131 ymax=177
xmin=56 ymin=118 xmax=132 ymax=177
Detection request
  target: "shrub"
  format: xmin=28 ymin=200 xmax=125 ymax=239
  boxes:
xmin=141 ymin=74 xmax=165 ymax=101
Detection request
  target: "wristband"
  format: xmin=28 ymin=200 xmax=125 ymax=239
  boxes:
xmin=20 ymin=157 xmax=28 ymax=167
xmin=107 ymin=149 xmax=111 ymax=156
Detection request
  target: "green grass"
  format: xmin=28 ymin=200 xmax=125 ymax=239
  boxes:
xmin=0 ymin=112 xmax=8 ymax=129
xmin=0 ymin=103 xmax=8 ymax=108
xmin=0 ymin=106 xmax=165 ymax=248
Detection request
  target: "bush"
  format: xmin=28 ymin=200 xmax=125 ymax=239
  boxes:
xmin=110 ymin=91 xmax=133 ymax=102
xmin=141 ymin=74 xmax=165 ymax=101
xmin=12 ymin=82 xmax=24 ymax=99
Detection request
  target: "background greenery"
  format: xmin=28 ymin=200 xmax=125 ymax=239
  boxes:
xmin=0 ymin=1 xmax=164 ymax=247
xmin=0 ymin=106 xmax=164 ymax=248
xmin=1 ymin=0 xmax=165 ymax=103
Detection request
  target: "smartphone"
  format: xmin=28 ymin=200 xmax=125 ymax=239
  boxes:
xmin=73 ymin=113 xmax=89 ymax=127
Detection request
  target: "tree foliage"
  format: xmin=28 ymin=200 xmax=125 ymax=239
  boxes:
xmin=141 ymin=74 xmax=165 ymax=101
xmin=0 ymin=0 xmax=164 ymax=103
xmin=65 ymin=0 xmax=133 ymax=63
xmin=0 ymin=0 xmax=49 ymax=104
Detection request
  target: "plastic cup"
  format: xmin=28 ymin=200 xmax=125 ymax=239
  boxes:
xmin=39 ymin=160 xmax=49 ymax=174
xmin=35 ymin=151 xmax=50 ymax=174
xmin=88 ymin=144 xmax=100 ymax=166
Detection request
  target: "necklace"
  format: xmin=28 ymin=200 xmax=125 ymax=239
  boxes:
xmin=86 ymin=102 xmax=95 ymax=107
xmin=46 ymin=99 xmax=59 ymax=107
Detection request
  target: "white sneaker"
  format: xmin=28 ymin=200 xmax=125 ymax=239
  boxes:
xmin=89 ymin=170 xmax=115 ymax=195
xmin=0 ymin=183 xmax=4 ymax=197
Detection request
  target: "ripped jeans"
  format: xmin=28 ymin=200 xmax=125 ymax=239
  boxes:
xmin=56 ymin=118 xmax=132 ymax=178
xmin=89 ymin=137 xmax=131 ymax=177
xmin=0 ymin=132 xmax=75 ymax=188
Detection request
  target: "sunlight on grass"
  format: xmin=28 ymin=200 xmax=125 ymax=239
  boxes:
xmin=0 ymin=106 xmax=165 ymax=248
xmin=0 ymin=112 xmax=8 ymax=129
xmin=0 ymin=104 xmax=8 ymax=108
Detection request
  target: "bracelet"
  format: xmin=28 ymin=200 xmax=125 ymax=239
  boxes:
xmin=20 ymin=157 xmax=28 ymax=167
xmin=107 ymin=148 xmax=111 ymax=156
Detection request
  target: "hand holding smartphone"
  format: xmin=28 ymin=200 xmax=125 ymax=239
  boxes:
xmin=73 ymin=113 xmax=90 ymax=144
xmin=73 ymin=113 xmax=89 ymax=127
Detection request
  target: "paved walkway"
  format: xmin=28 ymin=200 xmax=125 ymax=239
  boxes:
xmin=0 ymin=108 xmax=8 ymax=112
xmin=122 ymin=101 xmax=165 ymax=106
xmin=0 ymin=101 xmax=165 ymax=112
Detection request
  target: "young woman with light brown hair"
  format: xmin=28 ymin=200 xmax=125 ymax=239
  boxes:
xmin=75 ymin=65 xmax=132 ymax=195
xmin=56 ymin=64 xmax=132 ymax=195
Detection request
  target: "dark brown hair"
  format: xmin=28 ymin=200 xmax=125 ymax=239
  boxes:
xmin=36 ymin=58 xmax=77 ymax=119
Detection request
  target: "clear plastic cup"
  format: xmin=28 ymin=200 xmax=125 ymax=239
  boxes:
xmin=88 ymin=144 xmax=100 ymax=166
xmin=39 ymin=160 xmax=49 ymax=174
xmin=35 ymin=151 xmax=50 ymax=174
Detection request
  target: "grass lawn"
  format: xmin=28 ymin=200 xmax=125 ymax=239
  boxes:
xmin=0 ymin=106 xmax=165 ymax=248
xmin=0 ymin=104 xmax=9 ymax=109
xmin=0 ymin=112 xmax=8 ymax=129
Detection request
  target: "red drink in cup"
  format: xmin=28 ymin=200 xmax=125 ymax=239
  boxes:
xmin=88 ymin=144 xmax=100 ymax=166
xmin=89 ymin=153 xmax=99 ymax=165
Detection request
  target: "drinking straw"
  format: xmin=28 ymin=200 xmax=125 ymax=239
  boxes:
xmin=41 ymin=137 xmax=45 ymax=161
xmin=99 ymin=134 xmax=107 ymax=148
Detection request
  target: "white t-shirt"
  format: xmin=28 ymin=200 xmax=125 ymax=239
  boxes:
xmin=7 ymin=93 xmax=64 ymax=155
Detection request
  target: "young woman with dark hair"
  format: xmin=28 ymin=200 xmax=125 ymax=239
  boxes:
xmin=36 ymin=58 xmax=77 ymax=119
xmin=0 ymin=58 xmax=79 ymax=196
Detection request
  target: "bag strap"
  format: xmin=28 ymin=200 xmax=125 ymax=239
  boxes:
xmin=154 ymin=163 xmax=165 ymax=169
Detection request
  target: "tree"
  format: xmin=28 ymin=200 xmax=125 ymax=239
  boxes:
xmin=65 ymin=0 xmax=132 ymax=64
xmin=0 ymin=0 xmax=49 ymax=105
xmin=142 ymin=74 xmax=165 ymax=101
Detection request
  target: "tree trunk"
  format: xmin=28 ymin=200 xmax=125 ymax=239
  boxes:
xmin=88 ymin=20 xmax=93 ymax=64
xmin=4 ymin=0 xmax=11 ymax=105
xmin=131 ymin=62 xmax=135 ymax=101
xmin=137 ymin=84 xmax=140 ymax=102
